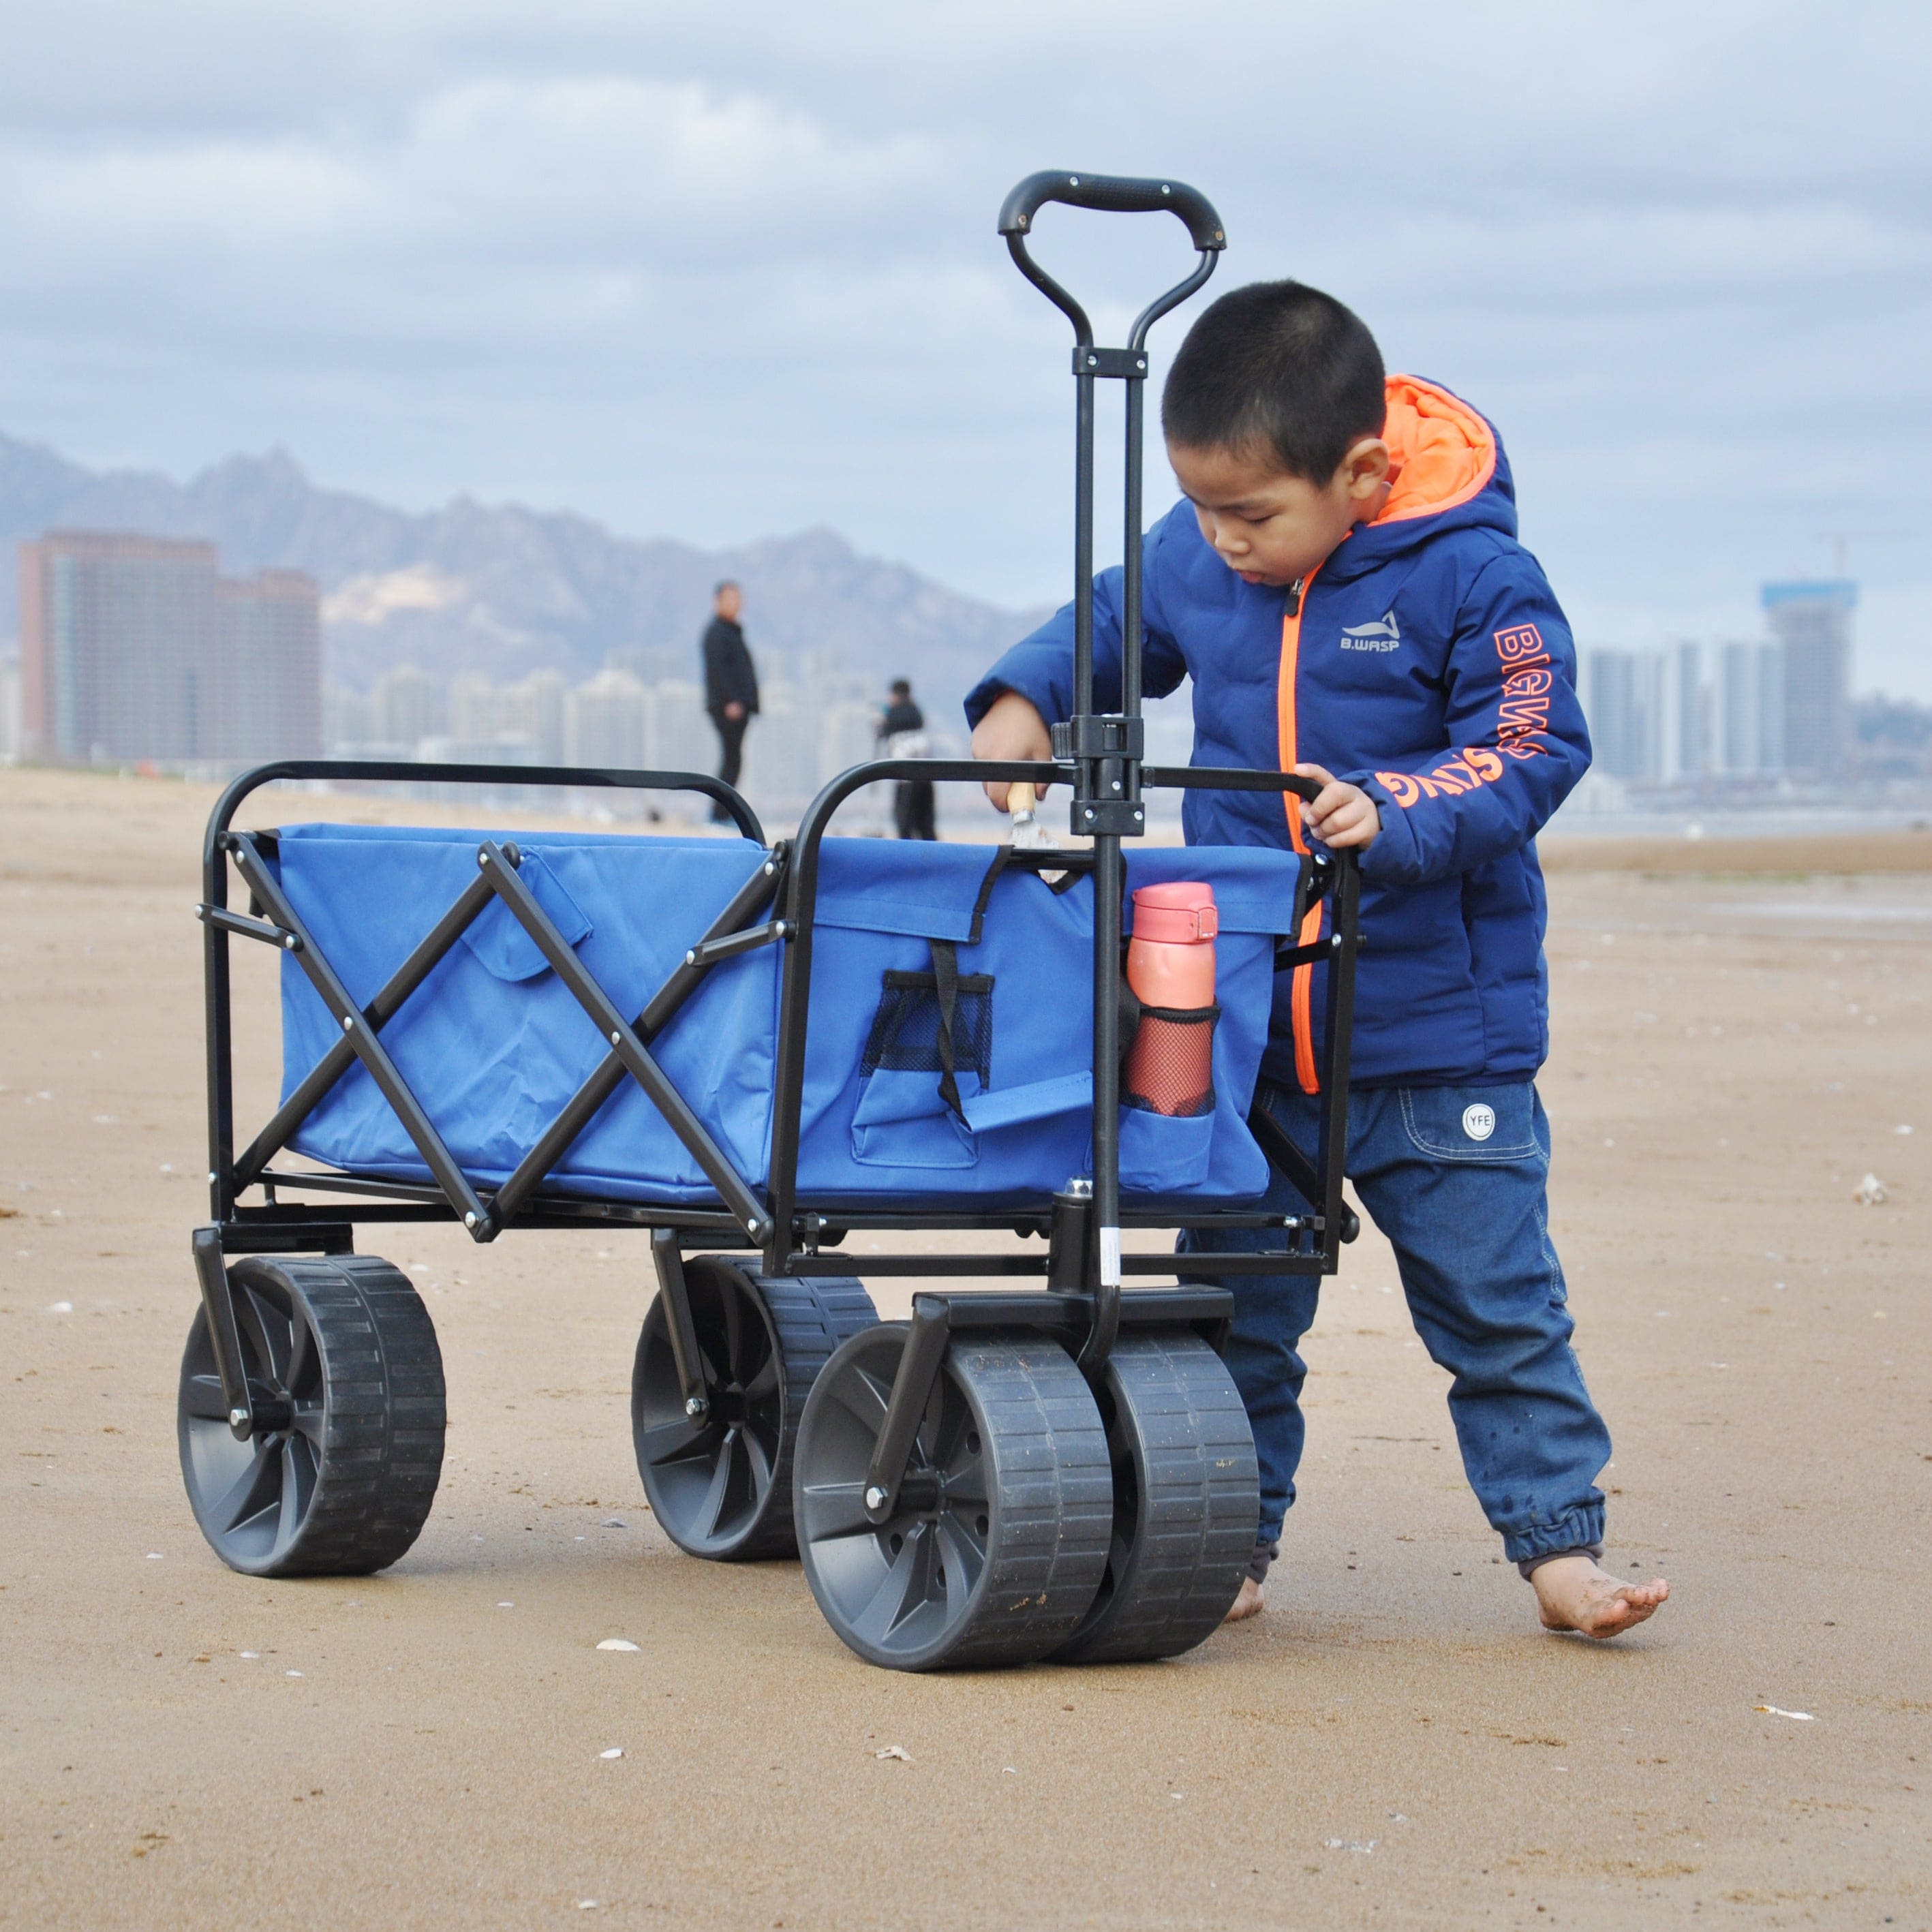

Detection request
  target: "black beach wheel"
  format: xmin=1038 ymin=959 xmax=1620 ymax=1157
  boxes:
xmin=177 ymin=1256 xmax=446 ymax=1578
xmin=794 ymin=1325 xmax=1112 ymax=1671
xmin=1050 ymin=1330 xmax=1259 ymax=1664
xmin=631 ymin=1260 xmax=876 ymax=1561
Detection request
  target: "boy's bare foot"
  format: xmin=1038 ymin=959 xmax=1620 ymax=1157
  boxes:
xmin=1531 ymin=1554 xmax=1669 ymax=1639
xmin=1223 ymin=1576 xmax=1266 ymax=1624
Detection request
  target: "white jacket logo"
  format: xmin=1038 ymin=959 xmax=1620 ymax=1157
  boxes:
xmin=1340 ymin=611 xmax=1401 ymax=652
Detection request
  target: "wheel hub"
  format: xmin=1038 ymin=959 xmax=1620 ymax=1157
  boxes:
xmin=247 ymin=1386 xmax=294 ymax=1435
xmin=709 ymin=1384 xmax=753 ymax=1426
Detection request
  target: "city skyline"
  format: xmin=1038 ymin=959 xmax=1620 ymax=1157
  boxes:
xmin=7 ymin=510 xmax=1927 ymax=811
xmin=1574 ymin=579 xmax=1932 ymax=795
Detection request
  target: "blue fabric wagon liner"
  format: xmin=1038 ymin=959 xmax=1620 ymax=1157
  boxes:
xmin=270 ymin=825 xmax=1304 ymax=1212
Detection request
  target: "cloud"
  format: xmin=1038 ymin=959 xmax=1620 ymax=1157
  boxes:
xmin=0 ymin=0 xmax=1927 ymax=688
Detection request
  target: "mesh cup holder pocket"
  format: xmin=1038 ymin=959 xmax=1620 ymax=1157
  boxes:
xmin=860 ymin=968 xmax=993 ymax=1086
xmin=851 ymin=966 xmax=994 ymax=1170
xmin=1122 ymin=1004 xmax=1218 ymax=1119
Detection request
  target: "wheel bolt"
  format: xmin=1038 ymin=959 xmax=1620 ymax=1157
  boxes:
xmin=864 ymin=1485 xmax=889 ymax=1513
xmin=228 ymin=1407 xmax=249 ymax=1430
xmin=684 ymin=1396 xmax=708 ymax=1419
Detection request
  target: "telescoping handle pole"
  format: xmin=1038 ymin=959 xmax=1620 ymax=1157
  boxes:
xmin=998 ymin=170 xmax=1225 ymax=1367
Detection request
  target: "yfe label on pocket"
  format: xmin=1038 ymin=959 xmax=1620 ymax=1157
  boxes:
xmin=1462 ymin=1103 xmax=1496 ymax=1141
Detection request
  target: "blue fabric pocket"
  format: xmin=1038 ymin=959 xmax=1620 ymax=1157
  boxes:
xmin=459 ymin=853 xmax=594 ymax=983
xmin=851 ymin=1067 xmax=980 ymax=1168
xmin=1119 ymin=1105 xmax=1216 ymax=1194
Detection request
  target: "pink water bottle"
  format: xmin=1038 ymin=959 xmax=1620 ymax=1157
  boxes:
xmin=1122 ymin=883 xmax=1218 ymax=1116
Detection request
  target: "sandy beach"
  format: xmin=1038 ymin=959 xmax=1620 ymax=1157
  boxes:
xmin=1 ymin=766 xmax=1927 ymax=1929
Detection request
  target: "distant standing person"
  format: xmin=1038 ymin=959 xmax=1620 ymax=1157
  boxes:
xmin=878 ymin=677 xmax=936 ymax=840
xmin=701 ymin=580 xmax=758 ymax=821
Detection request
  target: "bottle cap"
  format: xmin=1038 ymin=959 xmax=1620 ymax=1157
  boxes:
xmin=1131 ymin=882 xmax=1218 ymax=944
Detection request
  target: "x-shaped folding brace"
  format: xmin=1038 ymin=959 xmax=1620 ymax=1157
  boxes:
xmin=211 ymin=832 xmax=791 ymax=1245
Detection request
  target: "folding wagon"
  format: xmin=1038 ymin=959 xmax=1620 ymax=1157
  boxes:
xmin=178 ymin=173 xmax=1363 ymax=1670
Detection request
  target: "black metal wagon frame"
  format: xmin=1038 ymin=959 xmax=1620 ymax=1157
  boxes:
xmin=182 ymin=171 xmax=1363 ymax=1665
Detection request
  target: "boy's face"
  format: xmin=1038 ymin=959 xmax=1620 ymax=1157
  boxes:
xmin=1167 ymin=437 xmax=1390 ymax=588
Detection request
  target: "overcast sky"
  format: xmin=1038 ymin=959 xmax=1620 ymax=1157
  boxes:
xmin=3 ymin=1 xmax=1927 ymax=693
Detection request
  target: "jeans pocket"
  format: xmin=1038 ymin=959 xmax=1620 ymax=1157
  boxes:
xmin=1397 ymin=1083 xmax=1540 ymax=1162
xmin=1119 ymin=1105 xmax=1216 ymax=1194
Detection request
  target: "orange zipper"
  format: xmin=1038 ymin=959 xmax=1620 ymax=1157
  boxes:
xmin=1289 ymin=900 xmax=1322 ymax=1095
xmin=1276 ymin=570 xmax=1323 ymax=1094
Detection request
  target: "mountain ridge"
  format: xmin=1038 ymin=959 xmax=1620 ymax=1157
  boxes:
xmin=0 ymin=431 xmax=1047 ymax=714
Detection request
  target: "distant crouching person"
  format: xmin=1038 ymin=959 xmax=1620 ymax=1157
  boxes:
xmin=878 ymin=677 xmax=936 ymax=840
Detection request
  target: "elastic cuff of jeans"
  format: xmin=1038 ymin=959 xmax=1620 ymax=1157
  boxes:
xmin=1246 ymin=1539 xmax=1281 ymax=1586
xmin=1503 ymin=1501 xmax=1606 ymax=1570
xmin=1516 ymin=1542 xmax=1602 ymax=1581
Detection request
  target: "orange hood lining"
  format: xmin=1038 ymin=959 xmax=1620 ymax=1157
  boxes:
xmin=1372 ymin=376 xmax=1497 ymax=525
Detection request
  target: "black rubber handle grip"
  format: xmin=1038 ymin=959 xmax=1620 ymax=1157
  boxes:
xmin=998 ymin=170 xmax=1225 ymax=251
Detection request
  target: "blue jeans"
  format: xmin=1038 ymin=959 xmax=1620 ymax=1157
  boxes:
xmin=1182 ymin=1079 xmax=1610 ymax=1567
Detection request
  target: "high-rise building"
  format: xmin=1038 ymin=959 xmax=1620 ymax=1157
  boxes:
xmin=322 ymin=681 xmax=373 ymax=750
xmin=1719 ymin=642 xmax=1761 ymax=773
xmin=1672 ymin=641 xmax=1709 ymax=780
xmin=18 ymin=532 xmax=319 ymax=762
xmin=1757 ymin=641 xmax=1785 ymax=773
xmin=1584 ymin=648 xmax=1661 ymax=783
xmin=447 ymin=672 xmax=507 ymax=745
xmin=371 ymin=664 xmax=439 ymax=747
xmin=507 ymin=669 xmax=567 ymax=766
xmin=0 ymin=657 xmax=20 ymax=760
xmin=651 ymin=680 xmax=709 ymax=776
xmin=223 ymin=570 xmax=320 ymax=761
xmin=564 ymin=668 xmax=650 ymax=768
xmin=1763 ymin=580 xmax=1856 ymax=779
xmin=1718 ymin=639 xmax=1790 ymax=776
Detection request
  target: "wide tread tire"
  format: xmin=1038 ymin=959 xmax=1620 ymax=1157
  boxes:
xmin=632 ymin=1262 xmax=876 ymax=1562
xmin=795 ymin=1326 xmax=1113 ymax=1671
xmin=1052 ymin=1330 xmax=1258 ymax=1664
xmin=177 ymin=1255 xmax=446 ymax=1578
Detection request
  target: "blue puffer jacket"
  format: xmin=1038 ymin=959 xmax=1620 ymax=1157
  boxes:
xmin=965 ymin=375 xmax=1591 ymax=1092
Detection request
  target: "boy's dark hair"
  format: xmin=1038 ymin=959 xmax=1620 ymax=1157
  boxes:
xmin=714 ymin=579 xmax=738 ymax=597
xmin=1161 ymin=280 xmax=1386 ymax=482
xmin=889 ymin=678 xmax=911 ymax=696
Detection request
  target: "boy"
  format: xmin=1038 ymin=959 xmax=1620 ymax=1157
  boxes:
xmin=967 ymin=281 xmax=1668 ymax=1640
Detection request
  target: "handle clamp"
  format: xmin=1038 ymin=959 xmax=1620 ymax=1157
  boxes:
xmin=1073 ymin=348 xmax=1150 ymax=380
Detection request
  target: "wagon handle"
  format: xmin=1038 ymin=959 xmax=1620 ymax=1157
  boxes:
xmin=998 ymin=171 xmax=1225 ymax=353
xmin=998 ymin=170 xmax=1225 ymax=254
xmin=995 ymin=172 xmax=1229 ymax=1368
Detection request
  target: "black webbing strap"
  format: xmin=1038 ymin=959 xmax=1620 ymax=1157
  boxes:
xmin=966 ymin=843 xmax=1012 ymax=942
xmin=926 ymin=845 xmax=1012 ymax=1122
xmin=929 ymin=937 xmax=965 ymax=1120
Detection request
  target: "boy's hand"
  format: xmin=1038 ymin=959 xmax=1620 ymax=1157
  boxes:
xmin=1295 ymin=763 xmax=1381 ymax=850
xmin=970 ymin=690 xmax=1052 ymax=811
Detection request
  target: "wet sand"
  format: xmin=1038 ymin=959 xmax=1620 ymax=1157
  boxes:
xmin=1 ymin=767 xmax=1927 ymax=1929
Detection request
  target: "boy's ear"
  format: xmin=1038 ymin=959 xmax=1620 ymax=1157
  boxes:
xmin=1339 ymin=436 xmax=1392 ymax=502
